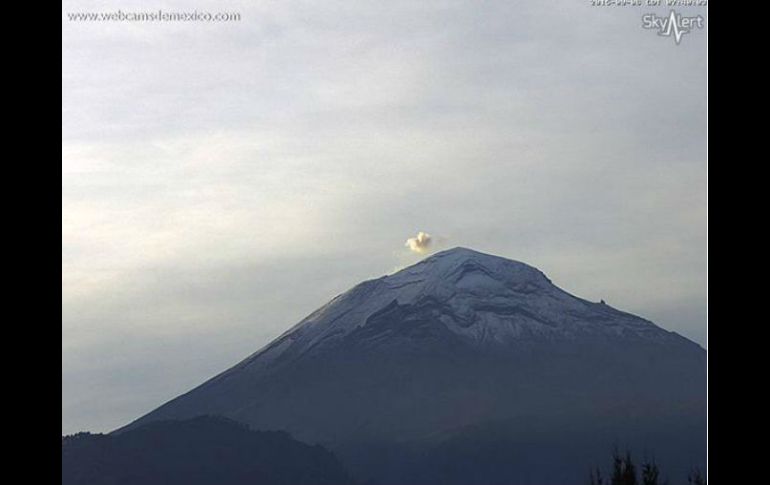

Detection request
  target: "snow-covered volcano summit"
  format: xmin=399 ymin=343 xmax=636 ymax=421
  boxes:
xmin=243 ymin=247 xmax=679 ymax=370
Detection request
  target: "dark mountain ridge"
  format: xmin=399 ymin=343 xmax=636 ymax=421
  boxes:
xmin=62 ymin=416 xmax=356 ymax=485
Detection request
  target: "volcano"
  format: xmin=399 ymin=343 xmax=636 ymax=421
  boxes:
xmin=118 ymin=248 xmax=706 ymax=484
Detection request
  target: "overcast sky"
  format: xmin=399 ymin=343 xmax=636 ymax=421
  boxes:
xmin=62 ymin=0 xmax=707 ymax=434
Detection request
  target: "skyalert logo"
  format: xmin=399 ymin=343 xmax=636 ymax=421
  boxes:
xmin=641 ymin=10 xmax=705 ymax=45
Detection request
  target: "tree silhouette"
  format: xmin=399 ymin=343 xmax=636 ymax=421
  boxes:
xmin=622 ymin=451 xmax=637 ymax=485
xmin=589 ymin=467 xmax=604 ymax=485
xmin=590 ymin=448 xmax=703 ymax=485
xmin=611 ymin=449 xmax=624 ymax=485
xmin=687 ymin=467 xmax=706 ymax=485
xmin=610 ymin=448 xmax=637 ymax=485
xmin=641 ymin=459 xmax=661 ymax=485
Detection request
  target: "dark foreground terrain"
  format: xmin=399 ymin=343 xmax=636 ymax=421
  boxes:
xmin=61 ymin=416 xmax=356 ymax=485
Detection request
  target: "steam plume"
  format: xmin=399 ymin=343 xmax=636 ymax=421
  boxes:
xmin=405 ymin=231 xmax=432 ymax=253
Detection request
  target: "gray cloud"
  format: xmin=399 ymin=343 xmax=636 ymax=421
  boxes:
xmin=62 ymin=0 xmax=707 ymax=434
